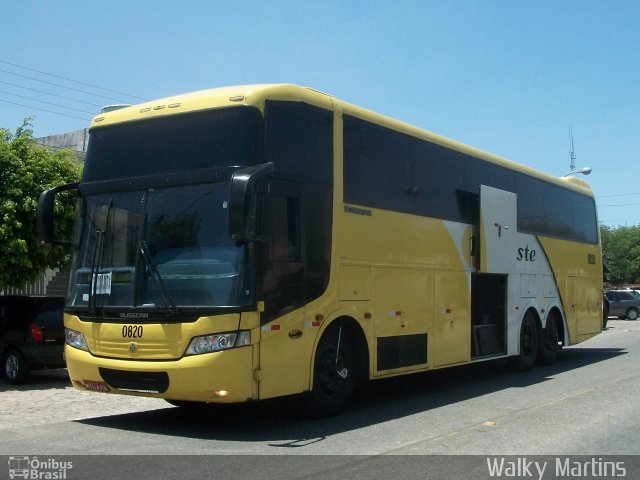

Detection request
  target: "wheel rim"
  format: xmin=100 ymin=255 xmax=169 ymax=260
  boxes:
xmin=316 ymin=347 xmax=347 ymax=397
xmin=5 ymin=354 xmax=19 ymax=380
xmin=545 ymin=319 xmax=559 ymax=350
xmin=629 ymin=310 xmax=638 ymax=320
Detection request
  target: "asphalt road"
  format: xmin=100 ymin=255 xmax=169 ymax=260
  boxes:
xmin=1 ymin=319 xmax=638 ymax=478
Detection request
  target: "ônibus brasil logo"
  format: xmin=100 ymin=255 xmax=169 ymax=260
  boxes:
xmin=8 ymin=456 xmax=73 ymax=479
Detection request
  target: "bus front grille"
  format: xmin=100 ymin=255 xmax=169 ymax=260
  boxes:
xmin=98 ymin=368 xmax=169 ymax=394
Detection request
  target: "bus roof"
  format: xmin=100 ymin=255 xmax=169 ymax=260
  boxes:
xmin=90 ymin=84 xmax=593 ymax=196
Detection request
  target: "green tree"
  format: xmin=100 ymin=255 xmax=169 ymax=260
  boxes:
xmin=601 ymin=224 xmax=640 ymax=285
xmin=0 ymin=119 xmax=82 ymax=289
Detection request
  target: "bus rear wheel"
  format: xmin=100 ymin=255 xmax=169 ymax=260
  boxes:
xmin=510 ymin=312 xmax=540 ymax=372
xmin=538 ymin=315 xmax=561 ymax=365
xmin=303 ymin=326 xmax=356 ymax=417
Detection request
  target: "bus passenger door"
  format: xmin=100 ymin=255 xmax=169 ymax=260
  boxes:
xmin=256 ymin=181 xmax=308 ymax=399
xmin=471 ymin=185 xmax=518 ymax=358
xmin=479 ymin=185 xmax=518 ymax=275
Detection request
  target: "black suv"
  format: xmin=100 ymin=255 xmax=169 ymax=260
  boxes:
xmin=604 ymin=289 xmax=640 ymax=321
xmin=0 ymin=296 xmax=65 ymax=384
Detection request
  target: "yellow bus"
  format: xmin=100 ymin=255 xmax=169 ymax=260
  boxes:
xmin=38 ymin=84 xmax=603 ymax=416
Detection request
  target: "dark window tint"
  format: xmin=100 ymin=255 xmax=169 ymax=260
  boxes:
xmin=543 ymin=184 xmax=575 ymax=239
xmin=264 ymin=100 xmax=333 ymax=185
xmin=343 ymin=118 xmax=412 ymax=213
xmin=343 ymin=114 xmax=598 ymax=244
xmin=34 ymin=300 xmax=64 ymax=329
xmin=84 ymin=107 xmax=261 ymax=182
xmin=344 ymin=117 xmax=470 ymax=222
xmin=517 ymin=174 xmax=546 ymax=234
xmin=412 ymin=142 xmax=467 ymax=221
xmin=571 ymin=192 xmax=599 ymax=243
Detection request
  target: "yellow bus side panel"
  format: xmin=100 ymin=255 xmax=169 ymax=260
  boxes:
xmin=257 ymin=308 xmax=309 ymax=399
xmin=432 ymin=269 xmax=471 ymax=367
xmin=372 ymin=267 xmax=430 ymax=372
xmin=538 ymin=237 xmax=602 ymax=344
xmin=339 ymin=208 xmax=471 ymax=373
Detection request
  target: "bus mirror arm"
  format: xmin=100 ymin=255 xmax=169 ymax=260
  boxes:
xmin=37 ymin=182 xmax=80 ymax=245
xmin=228 ymin=162 xmax=274 ymax=242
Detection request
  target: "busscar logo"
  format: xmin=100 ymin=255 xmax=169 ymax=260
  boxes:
xmin=8 ymin=456 xmax=73 ymax=479
xmin=119 ymin=312 xmax=149 ymax=319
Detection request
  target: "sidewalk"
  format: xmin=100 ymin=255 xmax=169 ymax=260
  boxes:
xmin=0 ymin=369 xmax=167 ymax=430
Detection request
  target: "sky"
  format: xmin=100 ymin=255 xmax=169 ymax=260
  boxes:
xmin=1 ymin=0 xmax=638 ymax=226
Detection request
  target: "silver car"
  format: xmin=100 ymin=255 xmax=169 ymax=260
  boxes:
xmin=604 ymin=289 xmax=640 ymax=320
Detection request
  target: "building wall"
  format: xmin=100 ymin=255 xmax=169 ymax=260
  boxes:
xmin=36 ymin=128 xmax=89 ymax=153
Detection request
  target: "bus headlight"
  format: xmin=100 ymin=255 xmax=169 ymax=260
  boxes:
xmin=65 ymin=328 xmax=89 ymax=351
xmin=185 ymin=330 xmax=251 ymax=356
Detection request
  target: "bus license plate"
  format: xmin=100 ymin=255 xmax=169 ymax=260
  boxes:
xmin=82 ymin=380 xmax=110 ymax=392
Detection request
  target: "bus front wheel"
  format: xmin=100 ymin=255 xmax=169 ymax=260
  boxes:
xmin=510 ymin=312 xmax=540 ymax=372
xmin=304 ymin=326 xmax=356 ymax=417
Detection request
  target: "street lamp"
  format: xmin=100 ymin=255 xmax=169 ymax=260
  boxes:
xmin=564 ymin=166 xmax=592 ymax=177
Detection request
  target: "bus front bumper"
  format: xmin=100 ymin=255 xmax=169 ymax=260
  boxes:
xmin=64 ymin=344 xmax=256 ymax=403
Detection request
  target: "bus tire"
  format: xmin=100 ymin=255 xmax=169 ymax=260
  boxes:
xmin=303 ymin=326 xmax=356 ymax=417
xmin=510 ymin=312 xmax=540 ymax=372
xmin=538 ymin=314 xmax=561 ymax=365
xmin=3 ymin=349 xmax=29 ymax=385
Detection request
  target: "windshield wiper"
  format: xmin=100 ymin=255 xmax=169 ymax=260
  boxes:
xmin=88 ymin=198 xmax=113 ymax=318
xmin=138 ymin=240 xmax=179 ymax=314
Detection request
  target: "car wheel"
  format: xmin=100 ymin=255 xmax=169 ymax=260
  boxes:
xmin=510 ymin=311 xmax=540 ymax=372
xmin=626 ymin=308 xmax=639 ymax=321
xmin=3 ymin=349 xmax=29 ymax=385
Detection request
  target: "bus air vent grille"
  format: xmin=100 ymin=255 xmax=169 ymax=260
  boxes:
xmin=98 ymin=367 xmax=169 ymax=394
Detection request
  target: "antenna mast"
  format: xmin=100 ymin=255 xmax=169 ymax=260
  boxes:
xmin=564 ymin=125 xmax=591 ymax=177
xmin=569 ymin=124 xmax=576 ymax=173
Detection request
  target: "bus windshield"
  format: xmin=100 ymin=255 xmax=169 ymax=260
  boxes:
xmin=67 ymin=107 xmax=261 ymax=316
xmin=68 ymin=182 xmax=252 ymax=314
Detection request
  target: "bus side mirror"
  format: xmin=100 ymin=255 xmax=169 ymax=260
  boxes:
xmin=228 ymin=162 xmax=274 ymax=242
xmin=37 ymin=182 xmax=79 ymax=245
